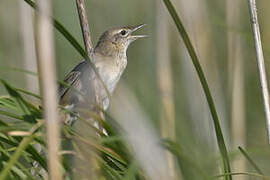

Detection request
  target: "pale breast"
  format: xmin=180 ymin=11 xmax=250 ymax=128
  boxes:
xmin=93 ymin=54 xmax=127 ymax=109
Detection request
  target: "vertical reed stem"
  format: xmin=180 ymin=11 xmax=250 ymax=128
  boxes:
xmin=73 ymin=2 xmax=98 ymax=178
xmin=248 ymin=0 xmax=270 ymax=143
xmin=36 ymin=0 xmax=61 ymax=179
xmin=19 ymin=1 xmax=39 ymax=96
xmin=162 ymin=0 xmax=232 ymax=179
xmin=75 ymin=0 xmax=108 ymax=104
xmin=227 ymin=0 xmax=246 ymax=177
xmin=156 ymin=1 xmax=178 ymax=179
xmin=75 ymin=0 xmax=93 ymax=57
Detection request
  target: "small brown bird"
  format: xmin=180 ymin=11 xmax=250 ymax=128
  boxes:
xmin=59 ymin=24 xmax=146 ymax=124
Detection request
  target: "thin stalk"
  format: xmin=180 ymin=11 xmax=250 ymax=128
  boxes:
xmin=0 ymin=121 xmax=42 ymax=180
xmin=73 ymin=1 xmax=101 ymax=178
xmin=226 ymin=0 xmax=246 ymax=178
xmin=156 ymin=1 xmax=177 ymax=179
xmin=74 ymin=0 xmax=110 ymax=110
xmin=36 ymin=0 xmax=61 ymax=179
xmin=75 ymin=0 xmax=93 ymax=57
xmin=23 ymin=0 xmax=111 ymax=100
xmin=210 ymin=172 xmax=270 ymax=179
xmin=162 ymin=0 xmax=232 ymax=179
xmin=238 ymin=146 xmax=264 ymax=175
xmin=247 ymin=0 xmax=270 ymax=143
xmin=0 ymin=135 xmax=35 ymax=180
xmin=19 ymin=0 xmax=39 ymax=97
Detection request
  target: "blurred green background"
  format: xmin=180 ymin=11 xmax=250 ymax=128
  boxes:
xmin=1 ymin=0 xmax=270 ymax=179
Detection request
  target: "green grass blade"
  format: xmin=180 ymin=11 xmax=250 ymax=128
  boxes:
xmin=0 ymin=80 xmax=37 ymax=123
xmin=238 ymin=146 xmax=264 ymax=174
xmin=162 ymin=0 xmax=232 ymax=179
xmin=123 ymin=162 xmax=137 ymax=180
xmin=14 ymin=88 xmax=41 ymax=100
xmin=0 ymin=126 xmax=27 ymax=133
xmin=1 ymin=159 xmax=31 ymax=180
xmin=162 ymin=139 xmax=207 ymax=179
xmin=23 ymin=0 xmax=111 ymax=99
xmin=25 ymin=145 xmax=47 ymax=171
xmin=0 ymin=136 xmax=47 ymax=171
xmin=0 ymin=110 xmax=24 ymax=120
xmin=0 ymin=134 xmax=35 ymax=180
xmin=0 ymin=119 xmax=8 ymax=126
xmin=210 ymin=172 xmax=270 ymax=179
xmin=73 ymin=130 xmax=127 ymax=166
xmin=0 ymin=96 xmax=18 ymax=111
xmin=53 ymin=20 xmax=86 ymax=59
xmin=9 ymin=165 xmax=27 ymax=180
xmin=98 ymin=156 xmax=123 ymax=180
xmin=1 ymin=80 xmax=30 ymax=113
xmin=0 ymin=136 xmax=18 ymax=147
xmin=0 ymin=66 xmax=37 ymax=76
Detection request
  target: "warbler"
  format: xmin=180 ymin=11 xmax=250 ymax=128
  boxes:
xmin=59 ymin=24 xmax=146 ymax=124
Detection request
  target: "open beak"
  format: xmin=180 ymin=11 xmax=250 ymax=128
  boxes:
xmin=129 ymin=24 xmax=148 ymax=41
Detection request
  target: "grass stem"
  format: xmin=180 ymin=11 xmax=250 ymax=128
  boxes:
xmin=162 ymin=0 xmax=232 ymax=179
xmin=36 ymin=0 xmax=61 ymax=179
xmin=247 ymin=0 xmax=270 ymax=144
xmin=75 ymin=0 xmax=93 ymax=57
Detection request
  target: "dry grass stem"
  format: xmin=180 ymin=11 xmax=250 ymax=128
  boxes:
xmin=156 ymin=1 xmax=177 ymax=179
xmin=36 ymin=0 xmax=61 ymax=179
xmin=248 ymin=0 xmax=270 ymax=143
xmin=19 ymin=1 xmax=39 ymax=97
xmin=75 ymin=0 xmax=93 ymax=57
xmin=227 ymin=0 xmax=246 ymax=176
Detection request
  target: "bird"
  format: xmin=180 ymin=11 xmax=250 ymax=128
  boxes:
xmin=58 ymin=24 xmax=146 ymax=125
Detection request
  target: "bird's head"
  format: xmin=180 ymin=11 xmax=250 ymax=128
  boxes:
xmin=94 ymin=24 xmax=147 ymax=57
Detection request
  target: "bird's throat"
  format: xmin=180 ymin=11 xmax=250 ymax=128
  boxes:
xmin=94 ymin=41 xmax=127 ymax=59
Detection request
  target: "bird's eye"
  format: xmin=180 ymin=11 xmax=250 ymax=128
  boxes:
xmin=120 ymin=30 xmax=127 ymax=36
